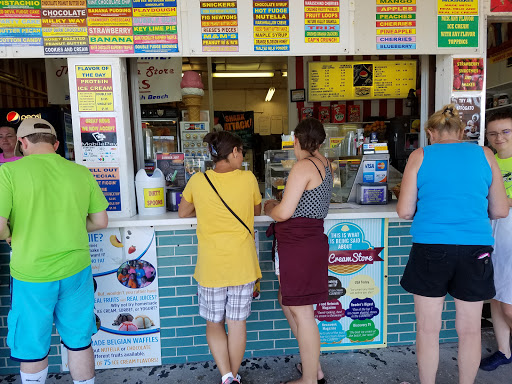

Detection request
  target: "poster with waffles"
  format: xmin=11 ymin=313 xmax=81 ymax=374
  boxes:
xmin=316 ymin=219 xmax=388 ymax=351
xmin=61 ymin=227 xmax=161 ymax=370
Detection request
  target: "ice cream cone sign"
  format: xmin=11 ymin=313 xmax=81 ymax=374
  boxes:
xmin=181 ymin=71 xmax=204 ymax=121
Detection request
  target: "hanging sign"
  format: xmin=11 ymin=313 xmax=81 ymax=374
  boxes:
xmin=137 ymin=57 xmax=182 ymax=104
xmin=319 ymin=219 xmax=387 ymax=351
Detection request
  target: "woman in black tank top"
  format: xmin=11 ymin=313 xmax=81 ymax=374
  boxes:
xmin=265 ymin=118 xmax=333 ymax=384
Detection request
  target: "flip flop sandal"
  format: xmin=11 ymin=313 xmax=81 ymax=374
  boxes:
xmin=295 ymin=363 xmax=327 ymax=384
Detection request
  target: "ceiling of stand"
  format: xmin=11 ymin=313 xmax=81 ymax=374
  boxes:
xmin=182 ymin=57 xmax=288 ymax=90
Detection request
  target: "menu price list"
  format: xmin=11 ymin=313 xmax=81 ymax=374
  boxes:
xmin=304 ymin=0 xmax=340 ymax=44
xmin=0 ymin=0 xmax=179 ymax=54
xmin=200 ymin=0 xmax=238 ymax=52
xmin=376 ymin=0 xmax=416 ymax=50
xmin=253 ymin=0 xmax=289 ymax=52
xmin=437 ymin=0 xmax=478 ymax=48
xmin=308 ymin=60 xmax=416 ymax=102
xmin=0 ymin=0 xmax=43 ymax=47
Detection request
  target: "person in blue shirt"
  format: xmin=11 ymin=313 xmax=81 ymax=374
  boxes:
xmin=135 ymin=263 xmax=145 ymax=287
xmin=397 ymin=104 xmax=509 ymax=384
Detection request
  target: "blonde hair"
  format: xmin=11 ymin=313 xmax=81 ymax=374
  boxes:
xmin=425 ymin=103 xmax=464 ymax=135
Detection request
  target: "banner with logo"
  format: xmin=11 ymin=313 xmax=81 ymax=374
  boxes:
xmin=62 ymin=226 xmax=162 ymax=370
xmin=137 ymin=57 xmax=182 ymax=104
xmin=317 ymin=219 xmax=388 ymax=351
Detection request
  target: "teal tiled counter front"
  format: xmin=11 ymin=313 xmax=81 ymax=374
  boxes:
xmin=0 ymin=207 xmax=458 ymax=373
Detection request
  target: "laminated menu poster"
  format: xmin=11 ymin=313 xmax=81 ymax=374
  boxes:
xmin=450 ymin=96 xmax=481 ymax=141
xmin=318 ymin=219 xmax=387 ymax=351
xmin=80 ymin=116 xmax=119 ymax=163
xmin=308 ymin=60 xmax=416 ymax=101
xmin=61 ymin=227 xmax=161 ymax=370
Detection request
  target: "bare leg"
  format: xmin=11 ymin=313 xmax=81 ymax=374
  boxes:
xmin=226 ymin=319 xmax=247 ymax=378
xmin=278 ymin=287 xmax=324 ymax=381
xmin=20 ymin=358 xmax=48 ymax=374
xmin=67 ymin=346 xmax=95 ymax=381
xmin=414 ymin=295 xmax=445 ymax=384
xmin=206 ymin=320 xmax=231 ymax=377
xmin=455 ymin=299 xmax=484 ymax=384
xmin=491 ymin=300 xmax=512 ymax=358
xmin=282 ymin=305 xmax=319 ymax=384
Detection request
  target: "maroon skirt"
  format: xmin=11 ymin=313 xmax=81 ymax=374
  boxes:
xmin=267 ymin=217 xmax=328 ymax=306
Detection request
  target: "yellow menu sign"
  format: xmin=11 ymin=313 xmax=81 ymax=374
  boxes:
xmin=308 ymin=60 xmax=416 ymax=102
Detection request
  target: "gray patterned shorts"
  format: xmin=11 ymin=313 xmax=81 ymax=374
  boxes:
xmin=198 ymin=281 xmax=255 ymax=323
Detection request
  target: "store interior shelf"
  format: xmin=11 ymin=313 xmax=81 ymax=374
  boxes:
xmin=487 ymin=81 xmax=512 ymax=94
xmin=486 ymin=104 xmax=512 ymax=113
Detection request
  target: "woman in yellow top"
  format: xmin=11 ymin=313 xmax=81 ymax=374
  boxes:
xmin=179 ymin=131 xmax=262 ymax=384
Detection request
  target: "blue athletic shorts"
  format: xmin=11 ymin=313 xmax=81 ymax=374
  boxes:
xmin=7 ymin=266 xmax=95 ymax=361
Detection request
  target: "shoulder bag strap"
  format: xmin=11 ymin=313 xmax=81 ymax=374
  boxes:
xmin=204 ymin=173 xmax=252 ymax=235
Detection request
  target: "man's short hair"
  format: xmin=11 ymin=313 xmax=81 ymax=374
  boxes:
xmin=25 ymin=133 xmax=57 ymax=145
xmin=487 ymin=109 xmax=512 ymax=126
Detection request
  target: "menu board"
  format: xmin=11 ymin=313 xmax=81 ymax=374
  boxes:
xmin=308 ymin=60 xmax=417 ymax=102
xmin=200 ymin=0 xmax=238 ymax=52
xmin=438 ymin=0 xmax=478 ymax=48
xmin=253 ymin=0 xmax=289 ymax=52
xmin=319 ymin=219 xmax=387 ymax=352
xmin=354 ymin=0 xmax=481 ymax=55
xmin=375 ymin=0 xmax=416 ymax=50
xmin=76 ymin=64 xmax=114 ymax=112
xmin=304 ymin=0 xmax=340 ymax=44
xmin=0 ymin=0 xmax=179 ymax=53
xmin=0 ymin=1 xmax=43 ymax=47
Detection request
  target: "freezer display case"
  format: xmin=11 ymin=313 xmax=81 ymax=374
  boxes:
xmin=264 ymin=150 xmax=352 ymax=203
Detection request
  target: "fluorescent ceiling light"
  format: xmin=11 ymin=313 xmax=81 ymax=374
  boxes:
xmin=265 ymin=87 xmax=276 ymax=102
xmin=212 ymin=72 xmax=275 ymax=78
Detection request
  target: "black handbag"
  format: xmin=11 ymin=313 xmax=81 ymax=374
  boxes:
xmin=204 ymin=173 xmax=252 ymax=235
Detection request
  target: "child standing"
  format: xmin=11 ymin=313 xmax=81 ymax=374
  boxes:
xmin=481 ymin=110 xmax=512 ymax=371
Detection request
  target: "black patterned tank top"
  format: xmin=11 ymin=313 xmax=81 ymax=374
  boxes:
xmin=291 ymin=157 xmax=333 ymax=219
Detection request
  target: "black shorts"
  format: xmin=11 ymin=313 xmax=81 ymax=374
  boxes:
xmin=400 ymin=243 xmax=495 ymax=302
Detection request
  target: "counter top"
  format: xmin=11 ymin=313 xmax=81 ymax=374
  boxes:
xmin=108 ymin=202 xmax=400 ymax=229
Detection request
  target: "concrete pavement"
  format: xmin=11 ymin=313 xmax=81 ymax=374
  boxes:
xmin=0 ymin=329 xmax=509 ymax=383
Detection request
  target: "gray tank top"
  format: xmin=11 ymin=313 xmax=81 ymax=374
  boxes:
xmin=291 ymin=157 xmax=333 ymax=219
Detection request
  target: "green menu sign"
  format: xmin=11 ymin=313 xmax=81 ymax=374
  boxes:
xmin=438 ymin=15 xmax=479 ymax=48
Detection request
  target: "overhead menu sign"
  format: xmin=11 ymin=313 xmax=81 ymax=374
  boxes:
xmin=438 ymin=0 xmax=478 ymax=48
xmin=308 ymin=60 xmax=417 ymax=102
xmin=0 ymin=0 xmax=42 ymax=47
xmin=304 ymin=0 xmax=340 ymax=44
xmin=354 ymin=0 xmax=481 ymax=54
xmin=0 ymin=0 xmax=179 ymax=53
xmin=253 ymin=0 xmax=289 ymax=52
xmin=375 ymin=0 xmax=416 ymax=50
xmin=200 ymin=0 xmax=238 ymax=52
